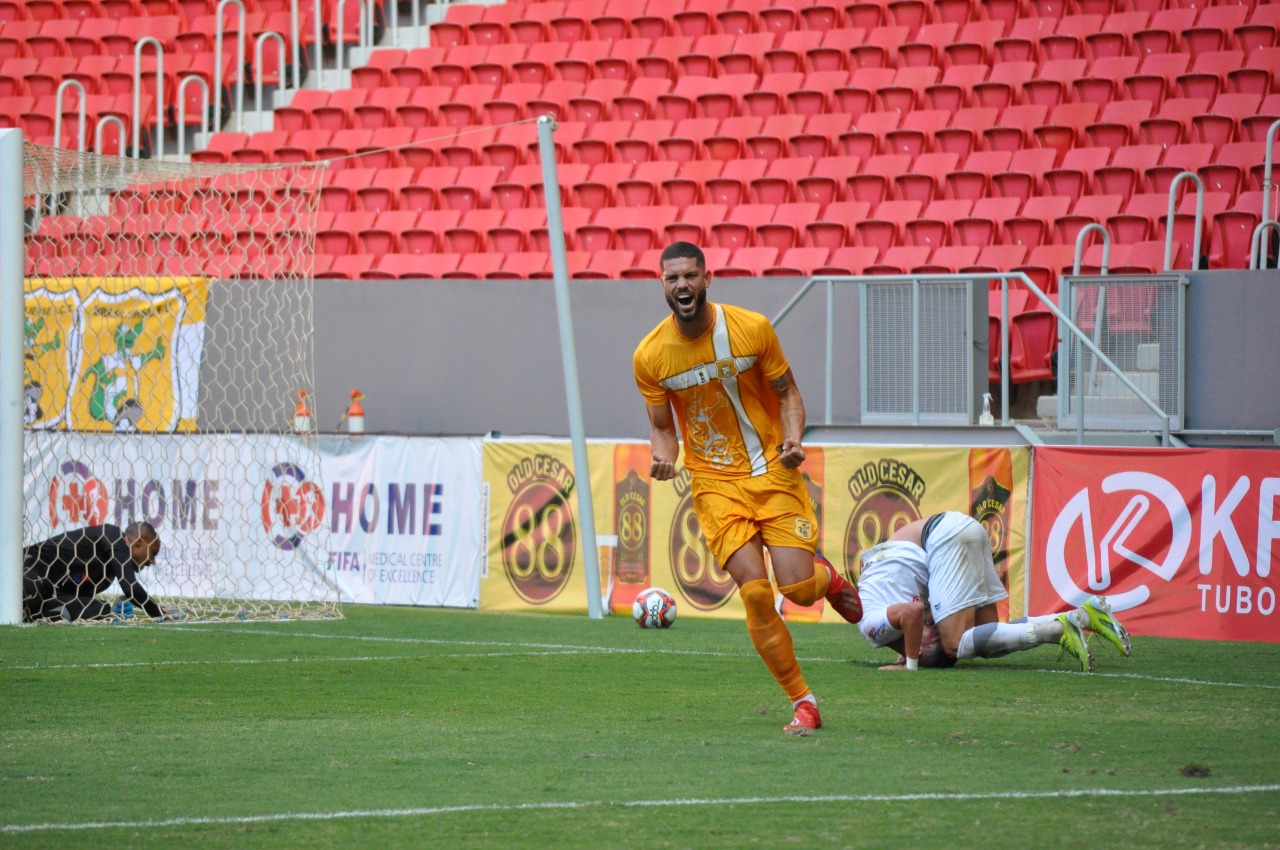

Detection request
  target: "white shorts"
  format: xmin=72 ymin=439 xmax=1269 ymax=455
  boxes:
xmin=923 ymin=512 xmax=1008 ymax=623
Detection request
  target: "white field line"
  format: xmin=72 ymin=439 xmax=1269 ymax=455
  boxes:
xmin=6 ymin=626 xmax=1280 ymax=691
xmin=4 ymin=785 xmax=1279 ymax=835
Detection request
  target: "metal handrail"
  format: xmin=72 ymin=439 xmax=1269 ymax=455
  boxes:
xmin=313 ymin=0 xmax=324 ymax=89
xmin=215 ymin=0 xmax=247 ymax=133
xmin=1165 ymin=171 xmax=1204 ymax=271
xmin=176 ymin=75 xmax=210 ymax=160
xmin=131 ymin=37 xmax=164 ymax=159
xmin=1073 ymin=223 xmax=1111 ymax=445
xmin=255 ymin=30 xmax=289 ymax=112
xmin=94 ymin=114 xmax=127 ymax=158
xmin=772 ymin=272 xmax=1175 ymax=445
xmin=335 ymin=0 xmax=372 ymax=81
xmin=289 ymin=0 xmax=301 ymax=90
xmin=1250 ymin=118 xmax=1280 ymax=270
xmin=53 ymin=79 xmax=87 ymax=154
xmin=50 ymin=79 xmax=87 ymax=215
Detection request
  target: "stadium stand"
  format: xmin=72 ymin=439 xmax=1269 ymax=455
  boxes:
xmin=7 ymin=0 xmax=1280 ymax=371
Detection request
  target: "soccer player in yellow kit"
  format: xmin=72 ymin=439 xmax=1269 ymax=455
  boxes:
xmin=633 ymin=241 xmax=863 ymax=736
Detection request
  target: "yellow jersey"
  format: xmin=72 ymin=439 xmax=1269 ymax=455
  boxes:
xmin=634 ymin=302 xmax=791 ymax=480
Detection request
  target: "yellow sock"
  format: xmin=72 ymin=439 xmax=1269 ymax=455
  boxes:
xmin=776 ymin=558 xmax=831 ymax=606
xmin=740 ymin=579 xmax=810 ymax=702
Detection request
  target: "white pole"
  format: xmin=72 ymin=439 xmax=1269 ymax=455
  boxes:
xmin=535 ymin=115 xmax=603 ymax=620
xmin=0 ymin=128 xmax=25 ymax=625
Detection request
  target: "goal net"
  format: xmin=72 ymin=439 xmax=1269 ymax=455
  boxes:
xmin=16 ymin=141 xmax=341 ymax=623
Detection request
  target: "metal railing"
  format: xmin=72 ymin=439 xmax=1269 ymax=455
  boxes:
xmin=772 ymin=271 xmax=1177 ymax=444
xmin=215 ymin=0 xmax=247 ymax=134
xmin=176 ymin=75 xmax=211 ymax=160
xmin=131 ymin=37 xmax=164 ymax=160
xmin=1252 ymin=118 xmax=1280 ymax=270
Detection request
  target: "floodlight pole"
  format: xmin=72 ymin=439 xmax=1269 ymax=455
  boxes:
xmin=536 ymin=115 xmax=604 ymax=620
xmin=0 ymin=129 xmax=25 ymax=625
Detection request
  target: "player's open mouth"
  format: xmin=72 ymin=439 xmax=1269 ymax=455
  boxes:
xmin=675 ymin=293 xmax=695 ymax=307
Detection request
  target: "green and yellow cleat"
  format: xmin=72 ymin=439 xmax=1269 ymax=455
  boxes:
xmin=1056 ymin=612 xmax=1094 ymax=673
xmin=1081 ymin=595 xmax=1133 ymax=657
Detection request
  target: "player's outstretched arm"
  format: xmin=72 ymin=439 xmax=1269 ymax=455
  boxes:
xmin=646 ymin=402 xmax=680 ymax=481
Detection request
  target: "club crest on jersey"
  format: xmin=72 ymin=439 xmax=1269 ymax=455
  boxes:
xmin=715 ymin=358 xmax=739 ymax=379
xmin=794 ymin=517 xmax=815 ymax=540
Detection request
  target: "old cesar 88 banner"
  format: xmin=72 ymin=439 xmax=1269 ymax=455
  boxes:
xmin=24 ymin=276 xmax=206 ymax=433
xmin=1030 ymin=447 xmax=1280 ymax=642
xmin=483 ymin=440 xmax=615 ymax=613
xmin=483 ymin=440 xmax=1031 ymax=623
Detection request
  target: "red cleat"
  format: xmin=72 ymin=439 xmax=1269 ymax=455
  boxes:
xmin=816 ymin=553 xmax=863 ymax=625
xmin=784 ymin=699 xmax=822 ymax=736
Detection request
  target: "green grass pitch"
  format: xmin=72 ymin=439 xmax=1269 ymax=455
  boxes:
xmin=1 ymin=605 xmax=1278 ymax=850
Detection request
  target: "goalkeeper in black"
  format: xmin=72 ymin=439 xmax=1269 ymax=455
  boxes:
xmin=22 ymin=521 xmax=165 ymax=622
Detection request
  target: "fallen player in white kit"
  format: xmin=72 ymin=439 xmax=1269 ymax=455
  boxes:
xmin=857 ymin=511 xmax=1133 ymax=672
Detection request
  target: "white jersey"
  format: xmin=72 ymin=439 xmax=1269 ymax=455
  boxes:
xmin=856 ymin=540 xmax=929 ymax=648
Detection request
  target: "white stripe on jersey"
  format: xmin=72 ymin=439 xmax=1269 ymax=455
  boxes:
xmin=711 ymin=305 xmax=768 ymax=477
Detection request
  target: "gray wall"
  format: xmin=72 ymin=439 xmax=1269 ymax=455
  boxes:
xmin=313 ymin=277 xmax=861 ymax=438
xmin=259 ymin=269 xmax=1280 ymax=439
xmin=1184 ymin=270 xmax=1280 ymax=431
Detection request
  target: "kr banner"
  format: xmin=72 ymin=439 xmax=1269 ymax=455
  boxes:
xmin=482 ymin=440 xmax=1031 ymax=622
xmin=22 ymin=276 xmax=207 ymax=433
xmin=1029 ymin=447 xmax=1280 ymax=642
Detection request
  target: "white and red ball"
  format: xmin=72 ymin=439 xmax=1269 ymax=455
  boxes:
xmin=633 ymin=587 xmax=677 ymax=629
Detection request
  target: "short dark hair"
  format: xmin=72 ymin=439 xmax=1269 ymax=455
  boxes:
xmin=659 ymin=241 xmax=705 ymax=270
xmin=124 ymin=521 xmax=158 ymax=542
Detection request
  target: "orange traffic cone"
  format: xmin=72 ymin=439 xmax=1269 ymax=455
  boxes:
xmin=294 ymin=390 xmax=312 ymax=433
xmin=347 ymin=390 xmax=365 ymax=434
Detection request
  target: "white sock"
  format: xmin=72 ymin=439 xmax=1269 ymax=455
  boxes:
xmin=1010 ymin=613 xmax=1059 ymax=625
xmin=792 ymin=694 xmax=817 ymax=709
xmin=956 ymin=622 xmax=1048 ymax=659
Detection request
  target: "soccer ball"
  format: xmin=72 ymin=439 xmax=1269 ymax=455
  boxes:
xmin=633 ymin=587 xmax=677 ymax=629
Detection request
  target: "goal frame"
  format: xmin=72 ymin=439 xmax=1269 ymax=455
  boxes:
xmin=1 ymin=129 xmax=23 ymax=625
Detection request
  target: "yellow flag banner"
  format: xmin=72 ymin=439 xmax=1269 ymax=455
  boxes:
xmin=23 ymin=276 xmax=208 ymax=433
xmin=482 ymin=441 xmax=1030 ymax=622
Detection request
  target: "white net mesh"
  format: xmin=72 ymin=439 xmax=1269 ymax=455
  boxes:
xmin=19 ymin=142 xmax=342 ymax=623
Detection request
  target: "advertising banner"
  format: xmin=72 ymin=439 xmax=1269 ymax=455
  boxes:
xmin=322 ymin=435 xmax=484 ymax=607
xmin=23 ymin=434 xmax=485 ymax=609
xmin=1030 ymin=447 xmax=1280 ymax=642
xmin=483 ymin=440 xmax=1031 ymax=622
xmin=24 ymin=432 xmax=332 ymax=602
xmin=481 ymin=439 xmax=615 ymax=614
xmin=23 ymin=277 xmax=207 ymax=432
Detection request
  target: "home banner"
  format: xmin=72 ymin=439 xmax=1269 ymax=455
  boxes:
xmin=23 ymin=276 xmax=207 ymax=433
xmin=482 ymin=441 xmax=1031 ymax=622
xmin=23 ymin=432 xmax=333 ymax=603
xmin=321 ymin=436 xmax=485 ymax=608
xmin=1029 ymin=447 xmax=1280 ymax=642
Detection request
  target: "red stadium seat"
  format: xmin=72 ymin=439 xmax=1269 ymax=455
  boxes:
xmin=1045 ymin=146 xmax=1111 ymax=203
xmin=955 ymin=197 xmax=1021 ymax=247
xmin=664 ymin=203 xmax=728 ymax=245
xmin=817 ymin=246 xmax=880 ymax=275
xmin=805 ymin=200 xmax=871 ymax=249
xmin=720 ymin=246 xmax=778 ymax=277
xmin=1007 ymin=196 xmax=1071 ymax=248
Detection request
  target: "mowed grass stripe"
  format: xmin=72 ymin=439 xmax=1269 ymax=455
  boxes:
xmin=46 ymin=623 xmax=1272 ymax=691
xmin=5 ymin=785 xmax=1279 ymax=835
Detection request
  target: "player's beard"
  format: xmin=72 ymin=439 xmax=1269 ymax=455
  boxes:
xmin=667 ymin=288 xmax=707 ymax=323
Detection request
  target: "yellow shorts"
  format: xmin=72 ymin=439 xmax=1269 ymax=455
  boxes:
xmin=691 ymin=464 xmax=819 ymax=566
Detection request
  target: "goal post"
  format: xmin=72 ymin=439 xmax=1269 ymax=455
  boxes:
xmin=0 ymin=129 xmax=24 ymax=625
xmin=5 ymin=137 xmax=342 ymax=624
